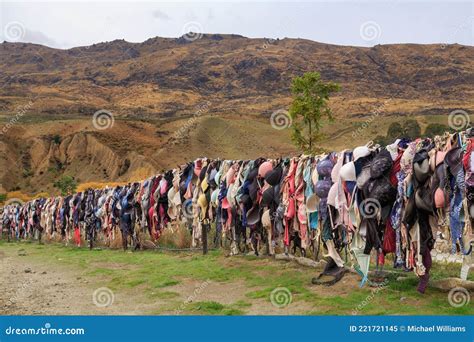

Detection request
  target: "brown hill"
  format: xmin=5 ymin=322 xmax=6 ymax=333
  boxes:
xmin=0 ymin=34 xmax=473 ymax=195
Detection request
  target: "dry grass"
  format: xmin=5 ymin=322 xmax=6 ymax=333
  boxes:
xmin=77 ymin=181 xmax=129 ymax=193
xmin=158 ymin=224 xmax=192 ymax=249
xmin=108 ymin=234 xmax=123 ymax=249
xmin=2 ymin=191 xmax=34 ymax=204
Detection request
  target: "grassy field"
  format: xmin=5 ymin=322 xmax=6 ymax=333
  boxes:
xmin=1 ymin=240 xmax=472 ymax=315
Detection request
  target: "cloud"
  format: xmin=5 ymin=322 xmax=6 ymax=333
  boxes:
xmin=22 ymin=29 xmax=59 ymax=48
xmin=1 ymin=22 xmax=59 ymax=48
xmin=152 ymin=10 xmax=171 ymax=21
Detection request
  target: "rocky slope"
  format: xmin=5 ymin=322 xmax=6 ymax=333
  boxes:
xmin=0 ymin=35 xmax=472 ymax=117
xmin=0 ymin=34 xmax=473 ymax=195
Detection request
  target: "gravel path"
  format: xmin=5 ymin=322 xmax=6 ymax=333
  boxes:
xmin=0 ymin=247 xmax=147 ymax=315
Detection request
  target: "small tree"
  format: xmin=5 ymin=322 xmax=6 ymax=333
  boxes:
xmin=424 ymin=123 xmax=451 ymax=137
xmin=386 ymin=122 xmax=404 ymax=140
xmin=53 ymin=175 xmax=77 ymax=196
xmin=289 ymin=72 xmax=340 ymax=154
xmin=403 ymin=119 xmax=421 ymax=139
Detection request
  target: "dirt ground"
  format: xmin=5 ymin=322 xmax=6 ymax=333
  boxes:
xmin=0 ymin=247 xmax=311 ymax=315
xmin=1 ymin=242 xmax=471 ymax=316
xmin=0 ymin=244 xmax=366 ymax=315
xmin=1 ymin=248 xmax=134 ymax=315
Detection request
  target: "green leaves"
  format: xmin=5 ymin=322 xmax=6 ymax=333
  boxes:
xmin=288 ymin=72 xmax=340 ymax=153
xmin=53 ymin=175 xmax=77 ymax=196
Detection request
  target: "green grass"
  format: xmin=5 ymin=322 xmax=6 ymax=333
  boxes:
xmin=0 ymin=240 xmax=472 ymax=315
xmin=187 ymin=301 xmax=245 ymax=315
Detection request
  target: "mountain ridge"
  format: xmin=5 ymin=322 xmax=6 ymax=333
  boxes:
xmin=1 ymin=34 xmax=472 ymax=118
xmin=0 ymin=34 xmax=473 ymax=195
xmin=4 ymin=32 xmax=472 ymax=50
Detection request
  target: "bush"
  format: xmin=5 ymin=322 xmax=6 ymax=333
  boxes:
xmin=375 ymin=119 xmax=423 ymax=145
xmin=386 ymin=122 xmax=404 ymax=140
xmin=52 ymin=134 xmax=61 ymax=144
xmin=424 ymin=123 xmax=452 ymax=137
xmin=403 ymin=119 xmax=421 ymax=139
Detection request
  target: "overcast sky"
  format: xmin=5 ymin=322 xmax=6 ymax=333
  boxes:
xmin=0 ymin=0 xmax=473 ymax=49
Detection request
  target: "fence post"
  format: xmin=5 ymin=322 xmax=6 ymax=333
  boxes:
xmin=202 ymin=221 xmax=208 ymax=255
